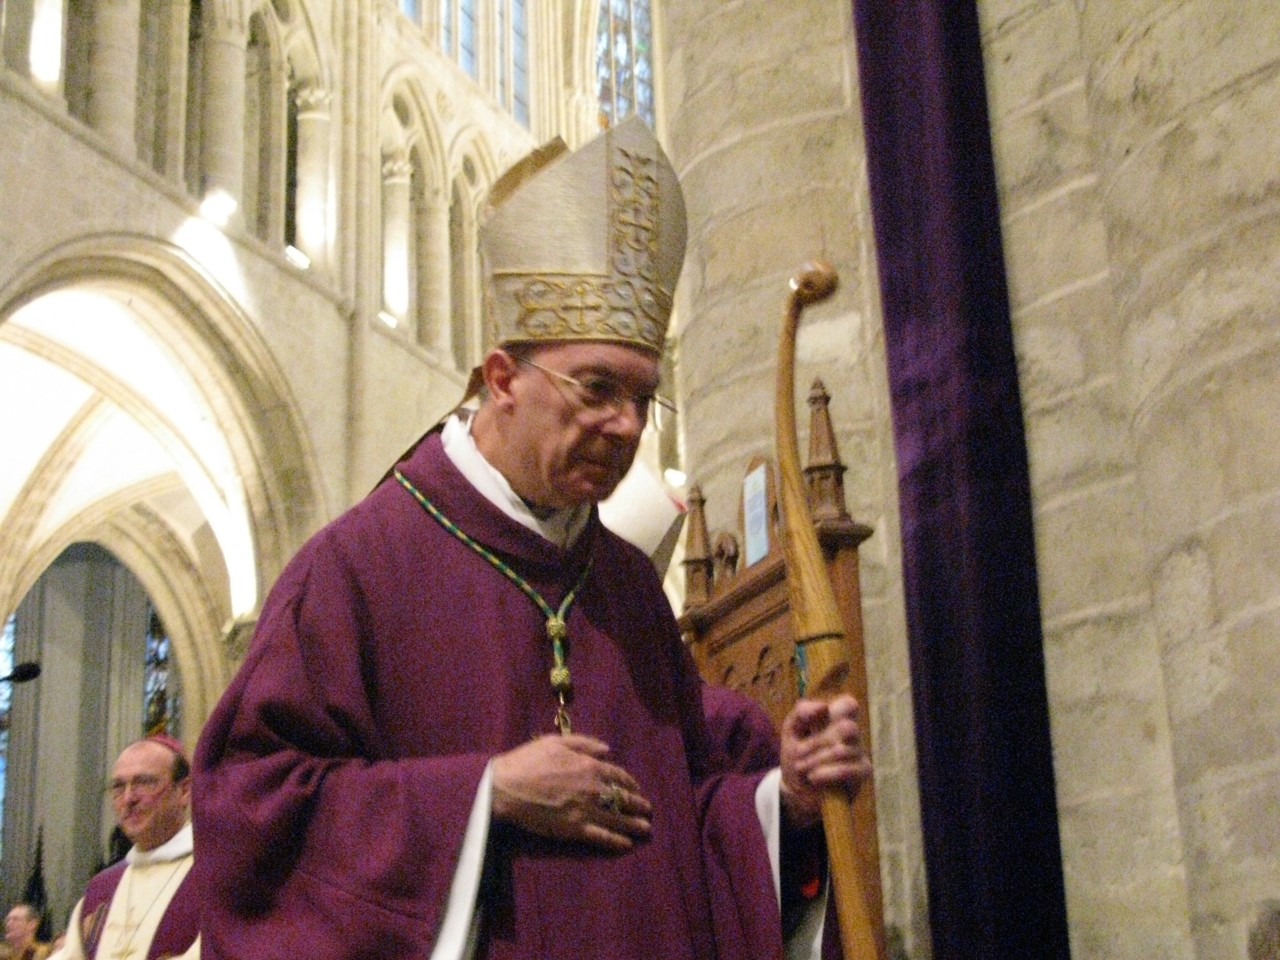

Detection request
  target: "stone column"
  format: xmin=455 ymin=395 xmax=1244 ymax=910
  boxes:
xmin=292 ymin=83 xmax=332 ymax=272
xmin=2 ymin=0 xmax=36 ymax=77
xmin=448 ymin=192 xmax=479 ymax=371
xmin=417 ymin=186 xmax=452 ymax=358
xmin=198 ymin=2 xmax=247 ymax=215
xmin=150 ymin=0 xmax=192 ymax=182
xmin=1079 ymin=3 xmax=1280 ymax=956
xmin=88 ymin=0 xmax=142 ymax=155
xmin=381 ymin=150 xmax=413 ymax=326
xmin=258 ymin=53 xmax=290 ymax=244
xmin=658 ymin=0 xmax=926 ymax=950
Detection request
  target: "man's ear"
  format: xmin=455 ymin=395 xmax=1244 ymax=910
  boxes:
xmin=177 ymin=775 xmax=193 ymax=808
xmin=482 ymin=349 xmax=521 ymax=410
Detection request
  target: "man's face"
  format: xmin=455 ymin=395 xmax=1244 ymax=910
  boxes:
xmin=5 ymin=907 xmax=37 ymax=948
xmin=497 ymin=342 xmax=662 ymax=509
xmin=109 ymin=741 xmax=190 ymax=852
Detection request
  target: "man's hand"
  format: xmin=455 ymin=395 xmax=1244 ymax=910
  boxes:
xmin=491 ymin=734 xmax=652 ymax=851
xmin=778 ymin=694 xmax=872 ymax=830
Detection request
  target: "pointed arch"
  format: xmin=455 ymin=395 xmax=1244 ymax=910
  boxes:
xmin=379 ymin=68 xmax=452 ymax=351
xmin=0 ymin=233 xmax=325 ymax=638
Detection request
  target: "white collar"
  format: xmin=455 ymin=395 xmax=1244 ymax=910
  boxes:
xmin=126 ymin=821 xmax=193 ymax=865
xmin=440 ymin=411 xmax=590 ymax=549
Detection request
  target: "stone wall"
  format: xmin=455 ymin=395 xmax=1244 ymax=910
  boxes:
xmin=659 ymin=0 xmax=927 ymax=951
xmin=981 ymin=0 xmax=1280 ymax=956
xmin=664 ymin=0 xmax=1280 ymax=957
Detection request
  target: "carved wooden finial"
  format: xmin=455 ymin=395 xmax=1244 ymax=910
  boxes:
xmin=681 ymin=484 xmax=713 ymax=610
xmin=713 ymin=532 xmax=741 ymax=583
xmin=804 ymin=378 xmax=850 ymax=522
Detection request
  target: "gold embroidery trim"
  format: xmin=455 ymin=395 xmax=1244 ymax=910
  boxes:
xmin=494 ymin=143 xmax=670 ymax=353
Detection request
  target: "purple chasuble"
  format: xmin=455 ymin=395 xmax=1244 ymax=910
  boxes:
xmin=194 ymin=432 xmax=783 ymax=960
xmin=80 ymin=860 xmax=200 ymax=960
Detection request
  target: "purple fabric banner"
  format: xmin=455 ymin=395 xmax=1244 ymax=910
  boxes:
xmin=851 ymin=2 xmax=1071 ymax=956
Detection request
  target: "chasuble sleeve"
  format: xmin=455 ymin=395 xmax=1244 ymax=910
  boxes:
xmin=193 ymin=529 xmax=491 ymax=960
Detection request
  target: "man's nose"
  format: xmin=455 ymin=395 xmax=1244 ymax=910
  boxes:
xmin=605 ymin=397 xmax=647 ymax=438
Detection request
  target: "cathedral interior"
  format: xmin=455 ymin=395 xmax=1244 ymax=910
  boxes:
xmin=1 ymin=0 xmax=1277 ymax=957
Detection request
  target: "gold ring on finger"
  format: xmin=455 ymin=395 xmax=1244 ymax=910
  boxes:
xmin=598 ymin=783 xmax=623 ymax=813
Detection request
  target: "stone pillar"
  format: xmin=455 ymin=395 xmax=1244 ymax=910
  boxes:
xmin=1078 ymin=4 xmax=1280 ymax=957
xmin=417 ymin=187 xmax=452 ymax=358
xmin=88 ymin=0 xmax=142 ymax=155
xmin=658 ymin=0 xmax=925 ymax=950
xmin=258 ymin=53 xmax=290 ymax=244
xmin=292 ymin=83 xmax=332 ymax=272
xmin=144 ymin=0 xmax=192 ymax=182
xmin=198 ymin=3 xmax=247 ymax=214
xmin=567 ymin=89 xmax=599 ymax=147
xmin=976 ymin=1 xmax=1198 ymax=956
xmin=381 ymin=150 xmax=413 ymax=326
xmin=2 ymin=0 xmax=36 ymax=77
xmin=448 ymin=191 xmax=479 ymax=371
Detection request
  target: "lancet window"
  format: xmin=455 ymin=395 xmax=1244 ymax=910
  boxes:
xmin=596 ymin=0 xmax=654 ymax=128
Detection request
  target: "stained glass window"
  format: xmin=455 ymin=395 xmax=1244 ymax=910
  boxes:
xmin=0 ymin=614 xmax=13 ymax=858
xmin=596 ymin=0 xmax=654 ymax=129
xmin=144 ymin=605 xmax=181 ymax=737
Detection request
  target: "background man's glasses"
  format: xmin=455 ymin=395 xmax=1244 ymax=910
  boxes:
xmin=105 ymin=774 xmax=170 ymax=800
xmin=516 ymin=356 xmax=676 ymax=421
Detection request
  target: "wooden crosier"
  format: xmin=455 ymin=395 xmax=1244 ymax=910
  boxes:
xmin=775 ymin=262 xmax=886 ymax=960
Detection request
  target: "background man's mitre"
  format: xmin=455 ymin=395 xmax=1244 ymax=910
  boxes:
xmin=480 ymin=116 xmax=687 ymax=356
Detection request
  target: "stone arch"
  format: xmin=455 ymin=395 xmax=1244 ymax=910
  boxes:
xmin=380 ymin=71 xmax=452 ymax=350
xmin=382 ymin=66 xmax=450 ymax=189
xmin=0 ymin=232 xmax=324 ymax=696
xmin=277 ymin=0 xmax=331 ymax=90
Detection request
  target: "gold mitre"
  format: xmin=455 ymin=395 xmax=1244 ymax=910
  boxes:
xmin=480 ymin=116 xmax=687 ymax=357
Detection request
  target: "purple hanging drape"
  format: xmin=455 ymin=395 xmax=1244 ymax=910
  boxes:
xmin=851 ymin=2 xmax=1071 ymax=957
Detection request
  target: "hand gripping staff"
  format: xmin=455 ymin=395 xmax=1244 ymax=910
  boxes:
xmin=774 ymin=262 xmax=887 ymax=960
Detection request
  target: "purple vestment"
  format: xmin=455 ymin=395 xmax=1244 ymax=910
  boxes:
xmin=79 ymin=860 xmax=200 ymax=960
xmin=193 ymin=433 xmax=791 ymax=960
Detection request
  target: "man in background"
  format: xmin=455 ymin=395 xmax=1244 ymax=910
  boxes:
xmin=1 ymin=903 xmax=49 ymax=960
xmin=54 ymin=735 xmax=198 ymax=960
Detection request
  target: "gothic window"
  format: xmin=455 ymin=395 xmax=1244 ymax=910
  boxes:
xmin=400 ymin=0 xmax=422 ymax=23
xmin=441 ymin=0 xmax=478 ymax=80
xmin=439 ymin=0 xmax=528 ymax=125
xmin=596 ymin=0 xmax=653 ymax=129
xmin=144 ymin=605 xmax=181 ymax=738
xmin=497 ymin=0 xmax=529 ymax=126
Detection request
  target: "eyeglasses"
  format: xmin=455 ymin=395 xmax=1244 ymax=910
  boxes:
xmin=516 ymin=357 xmax=677 ymax=421
xmin=105 ymin=774 xmax=172 ymax=800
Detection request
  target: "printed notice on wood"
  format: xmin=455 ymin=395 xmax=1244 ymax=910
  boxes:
xmin=743 ymin=464 xmax=769 ymax=566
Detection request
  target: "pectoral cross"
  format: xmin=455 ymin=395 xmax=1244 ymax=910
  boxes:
xmin=109 ymin=919 xmax=142 ymax=960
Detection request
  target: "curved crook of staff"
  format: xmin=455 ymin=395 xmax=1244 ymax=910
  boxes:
xmin=775 ymin=261 xmax=886 ymax=960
